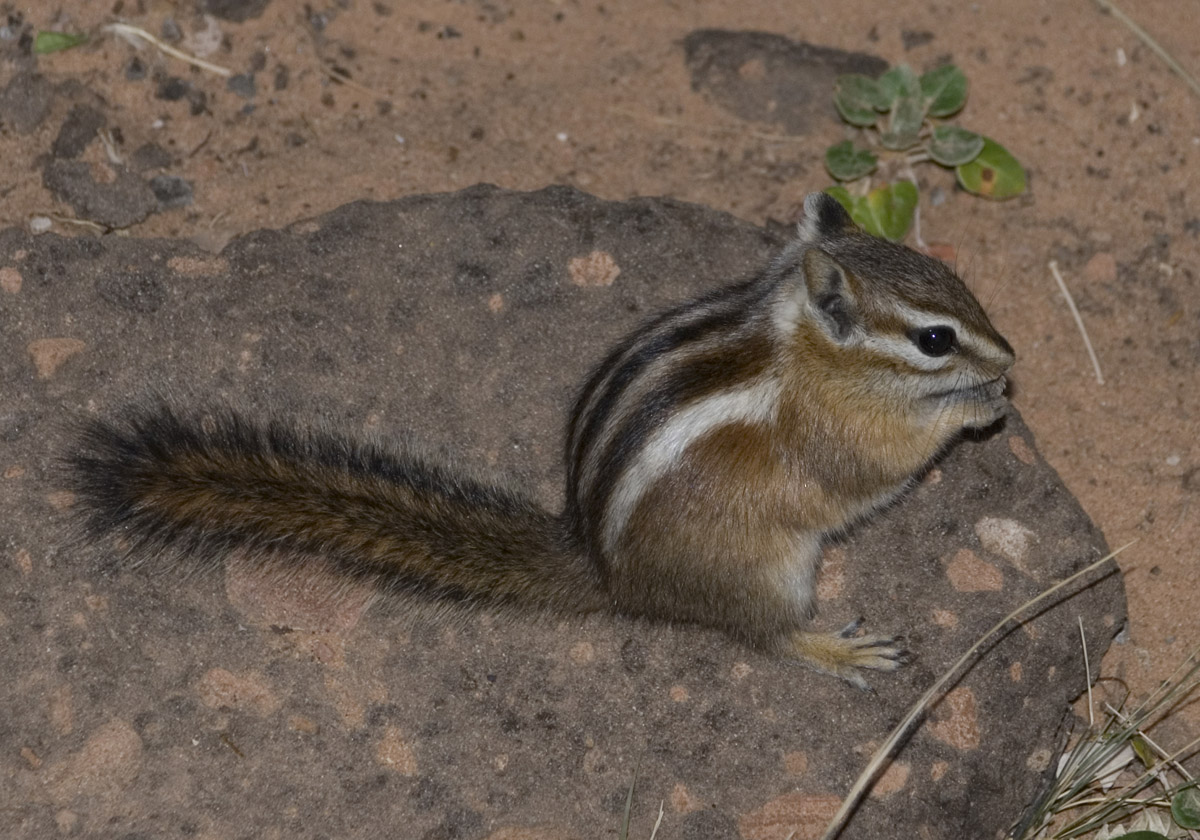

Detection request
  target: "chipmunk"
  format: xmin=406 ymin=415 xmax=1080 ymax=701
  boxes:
xmin=67 ymin=192 xmax=1014 ymax=688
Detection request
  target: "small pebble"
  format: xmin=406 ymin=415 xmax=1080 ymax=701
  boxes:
xmin=125 ymin=57 xmax=147 ymax=81
xmin=227 ymin=73 xmax=257 ymax=99
xmin=150 ymin=175 xmax=194 ymax=209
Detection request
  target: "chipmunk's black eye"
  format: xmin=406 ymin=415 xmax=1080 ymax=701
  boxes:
xmin=914 ymin=326 xmax=957 ymax=356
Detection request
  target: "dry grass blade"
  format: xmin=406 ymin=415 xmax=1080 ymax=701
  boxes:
xmin=649 ymin=800 xmax=665 ymax=840
xmin=1093 ymin=0 xmax=1200 ymax=99
xmin=1049 ymin=261 xmax=1105 ymax=386
xmin=102 ymin=23 xmax=233 ymax=78
xmin=1080 ymin=617 xmax=1094 ymax=727
xmin=1017 ymin=643 xmax=1200 ymax=839
xmin=1105 ymin=704 xmax=1196 ymax=784
xmin=1052 ymin=738 xmax=1200 ymax=838
xmin=820 ymin=544 xmax=1132 ymax=840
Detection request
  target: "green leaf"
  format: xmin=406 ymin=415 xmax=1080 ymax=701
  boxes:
xmin=34 ymin=31 xmax=88 ymax=54
xmin=1106 ymin=833 xmax=1171 ymax=840
xmin=927 ymin=125 xmax=985 ymax=166
xmin=880 ymin=93 xmax=924 ymax=150
xmin=862 ymin=181 xmax=918 ymax=240
xmin=833 ymin=74 xmax=886 ymax=126
xmin=824 ymin=140 xmax=878 ymax=181
xmin=920 ymin=65 xmax=968 ymax=117
xmin=877 ymin=65 xmax=920 ymax=106
xmin=1172 ymin=783 xmax=1200 ymax=829
xmin=823 ymin=182 xmax=918 ymax=241
xmin=955 ymin=136 xmax=1026 ymax=199
xmin=1130 ymin=733 xmax=1156 ymax=768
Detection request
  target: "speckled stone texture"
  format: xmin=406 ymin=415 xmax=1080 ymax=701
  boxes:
xmin=1 ymin=185 xmax=1124 ymax=840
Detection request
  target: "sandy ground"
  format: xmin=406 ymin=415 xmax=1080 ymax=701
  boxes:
xmin=4 ymin=0 xmax=1198 ymax=779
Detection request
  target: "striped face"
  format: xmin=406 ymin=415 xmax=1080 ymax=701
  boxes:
xmin=564 ymin=192 xmax=1014 ymax=564
xmin=774 ymin=195 xmax=1015 ymax=442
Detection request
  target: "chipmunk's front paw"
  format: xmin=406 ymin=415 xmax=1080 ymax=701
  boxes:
xmin=783 ymin=621 xmax=908 ymax=690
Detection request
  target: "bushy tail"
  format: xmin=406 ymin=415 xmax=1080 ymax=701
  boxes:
xmin=65 ymin=404 xmax=608 ymax=615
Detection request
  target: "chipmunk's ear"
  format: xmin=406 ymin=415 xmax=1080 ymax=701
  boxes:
xmin=802 ymin=248 xmax=861 ymax=344
xmin=771 ymin=194 xmax=862 ymax=342
xmin=796 ymin=192 xmax=857 ymax=246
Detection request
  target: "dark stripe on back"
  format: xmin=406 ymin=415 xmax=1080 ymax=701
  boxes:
xmin=579 ymin=329 xmax=775 ymax=553
xmin=565 ymin=278 xmax=770 ymax=499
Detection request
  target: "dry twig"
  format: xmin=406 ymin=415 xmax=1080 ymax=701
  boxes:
xmin=1094 ymin=0 xmax=1200 ymax=99
xmin=103 ymin=23 xmax=233 ymax=78
xmin=1049 ymin=260 xmax=1105 ymax=386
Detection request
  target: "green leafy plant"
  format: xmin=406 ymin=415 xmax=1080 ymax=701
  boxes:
xmin=824 ymin=63 xmax=1026 ymax=242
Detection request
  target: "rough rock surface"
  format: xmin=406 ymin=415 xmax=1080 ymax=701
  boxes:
xmin=1 ymin=186 xmax=1125 ymax=840
xmin=682 ymin=30 xmax=889 ymax=136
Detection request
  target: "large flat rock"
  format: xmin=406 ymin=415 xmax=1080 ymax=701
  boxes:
xmin=1 ymin=185 xmax=1124 ymax=839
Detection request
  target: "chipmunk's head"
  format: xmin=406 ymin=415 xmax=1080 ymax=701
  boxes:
xmin=770 ymin=193 xmax=1015 ymax=448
